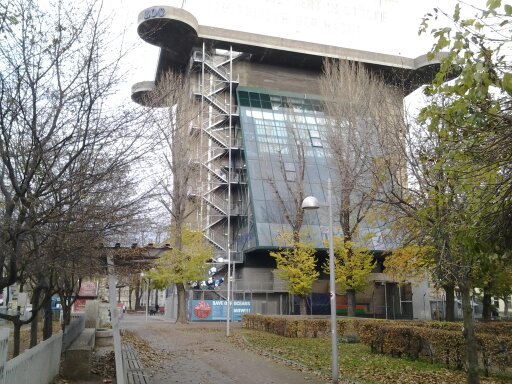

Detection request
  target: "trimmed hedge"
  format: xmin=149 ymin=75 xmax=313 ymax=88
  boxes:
xmin=395 ymin=319 xmax=512 ymax=335
xmin=242 ymin=315 xmax=512 ymax=375
xmin=242 ymin=315 xmax=333 ymax=338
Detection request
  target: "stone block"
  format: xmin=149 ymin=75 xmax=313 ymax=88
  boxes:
xmin=84 ymin=300 xmax=99 ymax=328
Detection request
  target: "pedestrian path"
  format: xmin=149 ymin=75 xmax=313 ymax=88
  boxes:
xmin=119 ymin=313 xmax=328 ymax=384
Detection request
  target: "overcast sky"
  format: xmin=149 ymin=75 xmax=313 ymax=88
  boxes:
xmin=111 ymin=0 xmax=486 ymax=100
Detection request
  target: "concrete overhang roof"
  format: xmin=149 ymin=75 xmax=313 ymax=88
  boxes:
xmin=132 ymin=5 xmax=442 ymax=105
xmin=104 ymin=243 xmax=171 ymax=262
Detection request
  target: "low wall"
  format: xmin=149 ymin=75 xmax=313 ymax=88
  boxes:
xmin=61 ymin=328 xmax=96 ymax=381
xmin=3 ymin=331 xmax=62 ymax=384
xmin=62 ymin=314 xmax=85 ymax=352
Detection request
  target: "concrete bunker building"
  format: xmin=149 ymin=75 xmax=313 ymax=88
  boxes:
xmin=132 ymin=3 xmax=440 ymax=319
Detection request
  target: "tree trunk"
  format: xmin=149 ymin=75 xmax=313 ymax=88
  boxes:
xmin=30 ymin=287 xmax=43 ymax=348
xmin=460 ymin=284 xmax=480 ymax=384
xmin=154 ymin=289 xmax=159 ymax=306
xmin=481 ymin=290 xmax=492 ymax=321
xmin=135 ymin=281 xmax=142 ymax=310
xmin=43 ymin=293 xmax=53 ymax=339
xmin=30 ymin=311 xmax=38 ymax=348
xmin=64 ymin=303 xmax=71 ymax=327
xmin=13 ymin=316 xmax=21 ymax=357
xmin=444 ymin=284 xmax=455 ymax=321
xmin=129 ymin=287 xmax=133 ymax=310
xmin=59 ymin=300 xmax=68 ymax=332
xmin=299 ymin=296 xmax=307 ymax=315
xmin=176 ymin=283 xmax=186 ymax=324
xmin=347 ymin=289 xmax=356 ymax=317
xmin=504 ymin=297 xmax=509 ymax=317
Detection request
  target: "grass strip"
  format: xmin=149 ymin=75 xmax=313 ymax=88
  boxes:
xmin=240 ymin=329 xmax=511 ymax=384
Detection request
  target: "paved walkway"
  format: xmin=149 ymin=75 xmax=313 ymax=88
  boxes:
xmin=120 ymin=313 xmax=328 ymax=384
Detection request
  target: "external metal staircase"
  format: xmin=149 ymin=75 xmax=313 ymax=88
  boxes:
xmin=193 ymin=47 xmax=246 ymax=259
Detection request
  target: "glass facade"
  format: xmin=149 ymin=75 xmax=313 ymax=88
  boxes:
xmin=238 ymin=87 xmax=391 ymax=251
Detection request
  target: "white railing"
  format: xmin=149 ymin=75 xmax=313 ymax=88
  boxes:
xmin=2 ymin=330 xmax=62 ymax=384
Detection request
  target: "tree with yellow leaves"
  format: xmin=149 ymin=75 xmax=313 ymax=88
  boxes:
xmin=383 ymin=245 xmax=435 ymax=286
xmin=325 ymin=237 xmax=374 ymax=313
xmin=270 ymin=232 xmax=319 ymax=315
xmin=148 ymin=228 xmax=213 ymax=323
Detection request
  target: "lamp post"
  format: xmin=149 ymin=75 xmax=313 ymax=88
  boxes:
xmin=214 ymin=257 xmax=232 ymax=336
xmin=227 ymin=251 xmax=232 ymax=337
xmin=301 ymin=178 xmax=338 ymax=384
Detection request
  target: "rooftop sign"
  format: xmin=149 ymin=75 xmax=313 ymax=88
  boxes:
xmin=144 ymin=7 xmax=165 ymax=20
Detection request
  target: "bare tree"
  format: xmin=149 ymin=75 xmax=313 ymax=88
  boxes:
xmin=265 ymin=113 xmax=318 ymax=315
xmin=319 ymin=59 xmax=395 ymax=317
xmin=0 ymin=1 xmax=13 ymax=32
xmin=267 ymin=113 xmax=307 ymax=243
xmin=0 ymin=0 xmax=149 ymax=350
xmin=21 ymin=154 xmax=144 ymax=352
xmin=145 ymin=70 xmax=203 ymax=323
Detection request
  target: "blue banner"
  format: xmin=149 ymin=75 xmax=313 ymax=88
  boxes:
xmin=189 ymin=299 xmax=251 ymax=321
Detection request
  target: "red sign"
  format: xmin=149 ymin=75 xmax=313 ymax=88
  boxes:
xmin=73 ymin=298 xmax=87 ymax=312
xmin=194 ymin=301 xmax=211 ymax=319
xmin=78 ymin=281 xmax=97 ymax=297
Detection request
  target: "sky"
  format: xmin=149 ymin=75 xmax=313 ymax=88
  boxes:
xmin=111 ymin=0 xmax=487 ymax=100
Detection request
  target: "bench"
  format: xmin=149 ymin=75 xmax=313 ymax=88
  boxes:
xmin=122 ymin=344 xmax=150 ymax=384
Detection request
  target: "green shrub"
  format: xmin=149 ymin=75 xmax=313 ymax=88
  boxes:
xmin=242 ymin=314 xmax=512 ymax=374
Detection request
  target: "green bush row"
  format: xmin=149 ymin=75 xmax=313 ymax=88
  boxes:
xmin=399 ymin=319 xmax=512 ymax=335
xmin=242 ymin=315 xmax=512 ymax=374
xmin=242 ymin=315 xmax=331 ymax=338
xmin=354 ymin=320 xmax=512 ymax=374
xmin=242 ymin=314 xmax=381 ymax=340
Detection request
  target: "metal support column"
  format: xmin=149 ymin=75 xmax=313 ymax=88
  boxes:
xmin=226 ymin=45 xmax=233 ymax=337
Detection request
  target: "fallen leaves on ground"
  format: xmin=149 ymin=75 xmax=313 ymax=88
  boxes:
xmin=122 ymin=330 xmax=173 ymax=371
xmin=239 ymin=330 xmax=511 ymax=384
xmin=52 ymin=377 xmax=70 ymax=384
xmin=90 ymin=350 xmax=116 ymax=378
xmin=10 ymin=320 xmax=62 ymax=359
xmin=229 ymin=331 xmax=334 ymax=382
xmin=52 ymin=348 xmax=116 ymax=383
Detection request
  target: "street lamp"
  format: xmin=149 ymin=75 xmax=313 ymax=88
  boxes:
xmin=301 ymin=177 xmax=339 ymax=384
xmin=214 ymin=256 xmax=232 ymax=337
